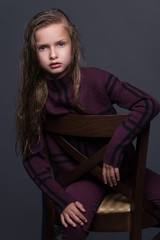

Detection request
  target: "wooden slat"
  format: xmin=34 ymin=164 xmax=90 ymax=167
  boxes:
xmin=43 ymin=114 xmax=128 ymax=137
xmin=53 ymin=134 xmax=132 ymax=198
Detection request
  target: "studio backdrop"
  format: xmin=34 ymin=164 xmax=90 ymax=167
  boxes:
xmin=1 ymin=1 xmax=160 ymax=239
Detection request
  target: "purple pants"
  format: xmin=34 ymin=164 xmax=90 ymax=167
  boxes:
xmin=62 ymin=168 xmax=160 ymax=240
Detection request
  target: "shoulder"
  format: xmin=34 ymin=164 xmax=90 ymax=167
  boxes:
xmin=80 ymin=67 xmax=118 ymax=90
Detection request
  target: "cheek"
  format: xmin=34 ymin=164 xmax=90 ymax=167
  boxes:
xmin=68 ymin=52 xmax=72 ymax=64
xmin=67 ymin=48 xmax=72 ymax=64
xmin=36 ymin=53 xmax=41 ymax=62
xmin=38 ymin=54 xmax=46 ymax=65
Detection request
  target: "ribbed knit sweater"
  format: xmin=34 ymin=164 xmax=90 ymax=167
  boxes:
xmin=23 ymin=67 xmax=160 ymax=213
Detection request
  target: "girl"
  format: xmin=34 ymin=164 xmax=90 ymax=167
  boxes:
xmin=16 ymin=9 xmax=160 ymax=240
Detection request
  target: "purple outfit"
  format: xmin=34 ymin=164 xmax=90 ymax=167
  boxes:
xmin=23 ymin=68 xmax=160 ymax=239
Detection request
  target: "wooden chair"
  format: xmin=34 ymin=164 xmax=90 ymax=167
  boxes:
xmin=41 ymin=114 xmax=159 ymax=240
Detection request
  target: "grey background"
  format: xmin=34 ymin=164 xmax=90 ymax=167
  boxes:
xmin=1 ymin=0 xmax=160 ymax=239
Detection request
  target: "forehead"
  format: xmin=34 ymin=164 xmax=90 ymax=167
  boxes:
xmin=35 ymin=23 xmax=70 ymax=43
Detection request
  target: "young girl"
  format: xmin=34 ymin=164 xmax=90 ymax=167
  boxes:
xmin=16 ymin=9 xmax=160 ymax=240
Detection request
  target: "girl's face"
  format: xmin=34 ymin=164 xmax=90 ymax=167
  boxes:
xmin=35 ymin=23 xmax=72 ymax=79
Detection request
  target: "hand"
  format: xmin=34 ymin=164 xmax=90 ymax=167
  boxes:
xmin=102 ymin=163 xmax=120 ymax=187
xmin=60 ymin=201 xmax=88 ymax=228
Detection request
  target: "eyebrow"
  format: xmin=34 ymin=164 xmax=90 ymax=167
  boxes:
xmin=36 ymin=39 xmax=69 ymax=45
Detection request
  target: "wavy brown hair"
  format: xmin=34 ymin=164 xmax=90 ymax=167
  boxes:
xmin=16 ymin=9 xmax=84 ymax=154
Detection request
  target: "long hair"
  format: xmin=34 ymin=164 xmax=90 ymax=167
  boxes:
xmin=16 ymin=9 xmax=84 ymax=154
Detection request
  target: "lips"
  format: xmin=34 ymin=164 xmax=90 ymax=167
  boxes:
xmin=49 ymin=62 xmax=61 ymax=68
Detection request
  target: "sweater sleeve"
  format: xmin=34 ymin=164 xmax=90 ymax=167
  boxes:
xmin=23 ymin=129 xmax=77 ymax=214
xmin=102 ymin=71 xmax=160 ymax=168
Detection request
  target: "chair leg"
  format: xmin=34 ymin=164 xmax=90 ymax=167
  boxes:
xmin=129 ymin=216 xmax=142 ymax=240
xmin=41 ymin=193 xmax=46 ymax=240
xmin=129 ymin=210 xmax=143 ymax=240
xmin=41 ymin=193 xmax=55 ymax=240
xmin=129 ymin=230 xmax=142 ymax=240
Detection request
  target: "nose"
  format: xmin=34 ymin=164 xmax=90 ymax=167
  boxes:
xmin=49 ymin=47 xmax=57 ymax=60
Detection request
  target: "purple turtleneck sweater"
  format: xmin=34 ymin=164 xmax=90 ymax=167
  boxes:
xmin=23 ymin=67 xmax=160 ymax=213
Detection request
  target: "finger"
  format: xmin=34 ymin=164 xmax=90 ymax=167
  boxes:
xmin=75 ymin=201 xmax=86 ymax=212
xmin=69 ymin=210 xmax=85 ymax=226
xmin=114 ymin=168 xmax=120 ymax=181
xmin=106 ymin=167 xmax=113 ymax=187
xmin=102 ymin=164 xmax=107 ymax=184
xmin=110 ymin=167 xmax=117 ymax=186
xmin=63 ymin=213 xmax=76 ymax=227
xmin=73 ymin=203 xmax=88 ymax=223
xmin=60 ymin=214 xmax=68 ymax=228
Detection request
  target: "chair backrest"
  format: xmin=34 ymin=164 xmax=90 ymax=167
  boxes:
xmin=42 ymin=114 xmax=158 ymax=240
xmin=43 ymin=114 xmax=150 ymax=203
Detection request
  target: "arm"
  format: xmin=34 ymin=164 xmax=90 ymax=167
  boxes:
xmin=101 ymin=71 xmax=160 ymax=185
xmin=103 ymin=73 xmax=160 ymax=167
xmin=23 ymin=130 xmax=88 ymax=227
xmin=23 ymin=131 xmax=76 ymax=213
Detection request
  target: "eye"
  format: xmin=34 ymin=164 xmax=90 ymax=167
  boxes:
xmin=58 ymin=41 xmax=65 ymax=47
xmin=38 ymin=45 xmax=46 ymax=51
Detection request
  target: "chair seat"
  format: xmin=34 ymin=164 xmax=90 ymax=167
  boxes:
xmin=97 ymin=192 xmax=131 ymax=214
